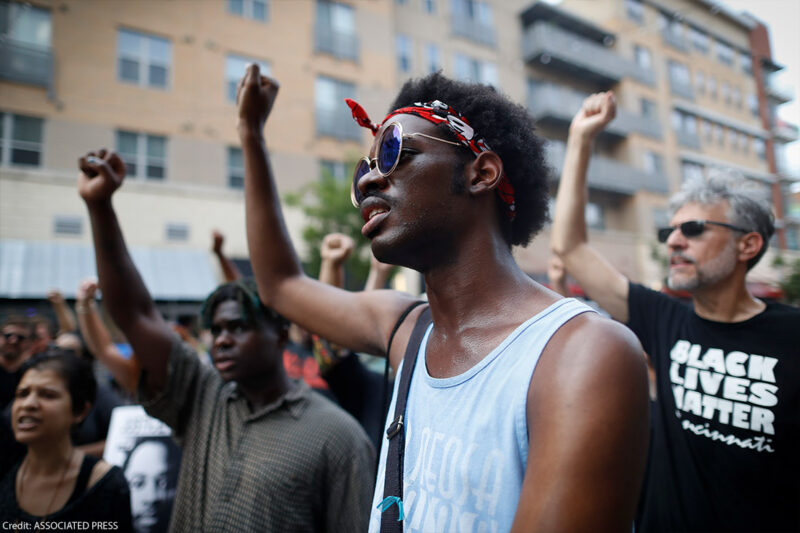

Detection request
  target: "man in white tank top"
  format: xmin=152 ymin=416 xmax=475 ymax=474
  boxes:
xmin=237 ymin=66 xmax=649 ymax=531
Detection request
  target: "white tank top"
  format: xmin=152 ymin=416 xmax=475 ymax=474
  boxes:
xmin=369 ymin=298 xmax=595 ymax=532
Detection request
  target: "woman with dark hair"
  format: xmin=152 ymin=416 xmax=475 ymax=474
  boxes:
xmin=122 ymin=436 xmax=180 ymax=533
xmin=0 ymin=349 xmax=132 ymax=529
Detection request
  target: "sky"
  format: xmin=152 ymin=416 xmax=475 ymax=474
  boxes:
xmin=716 ymin=0 xmax=800 ymax=175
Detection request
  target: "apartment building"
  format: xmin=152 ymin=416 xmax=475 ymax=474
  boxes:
xmin=1 ymin=0 xmax=797 ymax=310
xmin=0 ymin=0 xmax=397 ymax=308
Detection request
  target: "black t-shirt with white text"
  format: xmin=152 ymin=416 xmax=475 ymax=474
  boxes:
xmin=627 ymin=283 xmax=800 ymax=532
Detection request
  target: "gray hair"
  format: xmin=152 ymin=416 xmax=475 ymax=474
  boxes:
xmin=669 ymin=168 xmax=775 ymax=270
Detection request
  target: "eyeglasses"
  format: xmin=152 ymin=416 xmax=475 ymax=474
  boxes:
xmin=2 ymin=332 xmax=29 ymax=342
xmin=657 ymin=220 xmax=751 ymax=243
xmin=351 ymin=121 xmax=461 ymax=208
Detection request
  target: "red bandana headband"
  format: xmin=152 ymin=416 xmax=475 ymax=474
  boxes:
xmin=345 ymin=98 xmax=516 ymax=220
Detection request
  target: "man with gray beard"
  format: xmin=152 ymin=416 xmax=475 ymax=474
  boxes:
xmin=550 ymin=92 xmax=800 ymax=532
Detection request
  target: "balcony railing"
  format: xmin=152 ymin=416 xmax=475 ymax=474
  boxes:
xmin=662 ymin=29 xmax=689 ymax=52
xmin=522 ymin=22 xmax=633 ymax=86
xmin=675 ymin=129 xmax=701 ymax=149
xmin=772 ymin=120 xmax=799 ymax=144
xmin=545 ymin=141 xmax=669 ymax=195
xmin=527 ymin=82 xmax=662 ymax=140
xmin=316 ymin=108 xmax=361 ymax=141
xmin=314 ymin=25 xmax=359 ymax=62
xmin=766 ymin=77 xmax=794 ymax=104
xmin=451 ymin=13 xmax=496 ymax=47
xmin=0 ymin=39 xmax=52 ymax=88
xmin=669 ymin=78 xmax=694 ymax=100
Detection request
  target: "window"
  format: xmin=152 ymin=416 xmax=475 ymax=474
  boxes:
xmin=722 ymin=81 xmax=731 ymax=104
xmin=451 ymin=0 xmax=495 ymax=46
xmin=423 ymin=0 xmax=436 ymax=13
xmin=396 ymin=34 xmax=411 ymax=73
xmin=0 ymin=112 xmax=43 ymax=166
xmin=634 ymin=45 xmax=652 ymax=70
xmin=227 ymin=0 xmax=268 ymax=21
xmin=640 ymin=98 xmax=657 ymax=118
xmin=0 ymin=1 xmax=51 ymax=48
xmin=714 ymin=124 xmax=724 ymax=146
xmin=702 ymin=120 xmax=712 ymax=141
xmin=694 ymin=70 xmax=705 ymax=94
xmin=708 ymin=75 xmax=717 ymax=99
xmin=315 ymin=76 xmax=360 ymax=140
xmin=117 ymin=29 xmax=171 ymax=89
xmin=753 ymin=137 xmax=765 ymax=159
xmin=728 ymin=129 xmax=738 ymax=148
xmin=426 ymin=43 xmax=441 ymax=73
xmin=227 ymin=147 xmax=244 ymax=189
xmin=53 ymin=215 xmax=82 ymax=236
xmin=315 ymin=1 xmax=358 ymax=61
xmin=165 ymin=223 xmax=189 ymax=242
xmin=717 ymin=40 xmax=734 ymax=66
xmin=668 ymin=60 xmax=691 ymax=96
xmin=688 ymin=26 xmax=709 ymax=52
xmin=225 ymin=55 xmax=270 ymax=102
xmin=320 ymin=159 xmax=347 ymax=181
xmin=681 ymin=160 xmax=704 ymax=182
xmin=454 ymin=53 xmax=497 ymax=86
xmin=643 ymin=151 xmax=663 ymax=175
xmin=747 ymin=93 xmax=759 ymax=116
xmin=625 ymin=0 xmax=644 ymax=23
xmin=739 ymin=133 xmax=749 ymax=153
xmin=732 ymin=86 xmax=742 ymax=108
xmin=115 ymin=130 xmax=167 ymax=179
xmin=586 ymin=203 xmax=605 ymax=230
xmin=740 ymin=51 xmax=751 ymax=75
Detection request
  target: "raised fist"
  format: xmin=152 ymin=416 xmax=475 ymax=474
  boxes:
xmin=569 ymin=91 xmax=616 ymax=143
xmin=236 ymin=63 xmax=280 ymax=133
xmin=321 ymin=233 xmax=355 ymax=265
xmin=77 ymin=149 xmax=126 ymax=205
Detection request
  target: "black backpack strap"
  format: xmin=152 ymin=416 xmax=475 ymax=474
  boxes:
xmin=379 ymin=305 xmax=432 ymax=531
xmin=380 ymin=300 xmax=427 ymax=448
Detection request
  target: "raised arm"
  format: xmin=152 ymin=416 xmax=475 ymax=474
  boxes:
xmin=46 ymin=289 xmax=77 ymax=335
xmin=364 ymin=252 xmax=395 ymax=292
xmin=211 ymin=230 xmax=242 ymax=282
xmin=550 ymin=92 xmax=630 ymax=322
xmin=77 ymin=150 xmax=173 ymax=395
xmin=237 ymin=65 xmax=415 ymax=361
xmin=75 ymin=278 xmax=140 ymax=393
xmin=513 ymin=315 xmax=650 ymax=531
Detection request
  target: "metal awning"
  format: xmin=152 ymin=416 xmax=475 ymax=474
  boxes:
xmin=0 ymin=240 xmax=219 ymax=300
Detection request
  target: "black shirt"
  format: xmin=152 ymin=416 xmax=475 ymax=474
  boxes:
xmin=628 ymin=283 xmax=800 ymax=532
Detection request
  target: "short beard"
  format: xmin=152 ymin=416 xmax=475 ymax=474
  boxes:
xmin=667 ymin=239 xmax=738 ymax=292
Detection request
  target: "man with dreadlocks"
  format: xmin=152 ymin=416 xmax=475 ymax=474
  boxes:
xmin=76 ymin=152 xmax=375 ymax=532
xmin=237 ymin=66 xmax=650 ymax=531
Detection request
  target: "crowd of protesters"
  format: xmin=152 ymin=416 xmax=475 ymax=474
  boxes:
xmin=0 ymin=68 xmax=798 ymax=533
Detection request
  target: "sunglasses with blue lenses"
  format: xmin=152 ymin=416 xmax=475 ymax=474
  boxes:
xmin=657 ymin=219 xmax=751 ymax=243
xmin=350 ymin=121 xmax=461 ymax=208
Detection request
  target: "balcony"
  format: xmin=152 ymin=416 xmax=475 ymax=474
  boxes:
xmin=669 ymin=78 xmax=694 ymax=100
xmin=662 ymin=29 xmax=689 ymax=53
xmin=766 ymin=78 xmax=794 ymax=104
xmin=545 ymin=141 xmax=669 ymax=195
xmin=451 ymin=13 xmax=496 ymax=47
xmin=522 ymin=22 xmax=634 ymax=86
xmin=0 ymin=39 xmax=52 ymax=88
xmin=772 ymin=119 xmax=799 ymax=144
xmin=527 ymin=82 xmax=662 ymax=140
xmin=675 ymin=128 xmax=701 ymax=149
xmin=316 ymin=108 xmax=361 ymax=141
xmin=314 ymin=24 xmax=359 ymax=62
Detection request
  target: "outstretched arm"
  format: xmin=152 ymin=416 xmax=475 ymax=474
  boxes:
xmin=238 ymin=64 xmax=416 ymax=363
xmin=211 ymin=230 xmax=242 ymax=282
xmin=78 ymin=150 xmax=173 ymax=396
xmin=75 ymin=278 xmax=140 ymax=393
xmin=47 ymin=290 xmax=77 ymax=335
xmin=550 ymin=92 xmax=630 ymax=322
xmin=512 ymin=315 xmax=650 ymax=531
